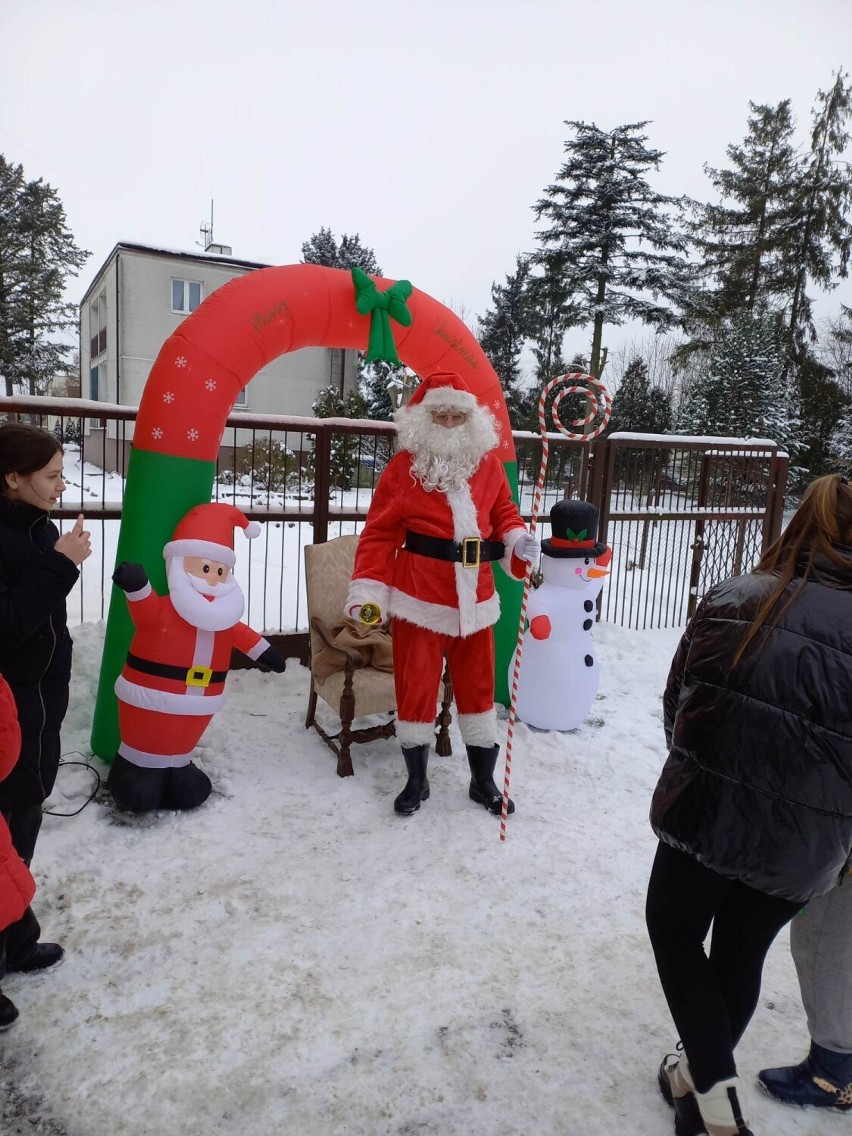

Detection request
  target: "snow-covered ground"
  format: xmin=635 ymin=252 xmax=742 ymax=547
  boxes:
xmin=0 ymin=617 xmax=826 ymax=1136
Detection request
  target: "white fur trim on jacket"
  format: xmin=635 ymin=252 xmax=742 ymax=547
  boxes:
xmin=396 ymin=719 xmax=439 ymax=747
xmin=344 ymin=579 xmax=391 ymax=622
xmin=446 ymin=482 xmax=485 ymax=638
xmin=500 ymin=527 xmax=530 ymax=579
xmin=115 ymin=675 xmax=226 ymax=716
xmin=457 ymin=709 xmax=498 ymax=747
xmin=389 ymin=589 xmax=500 ymax=637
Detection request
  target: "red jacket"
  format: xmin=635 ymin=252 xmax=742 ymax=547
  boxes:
xmin=347 ymin=450 xmax=528 ymax=638
xmin=114 ymin=585 xmax=269 ymax=717
xmin=0 ymin=674 xmax=36 ymax=932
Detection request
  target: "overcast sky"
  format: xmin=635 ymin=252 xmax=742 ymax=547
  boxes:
xmin=2 ymin=0 xmax=851 ymax=366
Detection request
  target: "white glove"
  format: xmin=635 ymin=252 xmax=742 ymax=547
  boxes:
xmin=516 ymin=533 xmax=541 ymax=564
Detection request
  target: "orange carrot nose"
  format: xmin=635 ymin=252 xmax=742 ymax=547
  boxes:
xmin=587 ymin=566 xmax=610 ymax=579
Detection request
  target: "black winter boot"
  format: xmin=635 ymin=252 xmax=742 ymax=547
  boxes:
xmin=759 ymin=1039 xmax=852 ymax=1110
xmin=394 ymin=745 xmax=430 ymax=815
xmin=0 ymin=991 xmax=18 ymax=1031
xmin=466 ymin=744 xmax=514 ymax=815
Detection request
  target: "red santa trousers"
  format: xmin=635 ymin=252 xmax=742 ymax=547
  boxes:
xmin=392 ymin=618 xmax=494 ymax=734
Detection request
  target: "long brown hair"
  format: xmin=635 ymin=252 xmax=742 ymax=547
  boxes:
xmin=0 ymin=422 xmax=63 ymax=497
xmin=733 ymin=473 xmax=852 ymax=665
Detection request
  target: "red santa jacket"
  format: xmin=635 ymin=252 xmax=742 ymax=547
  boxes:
xmin=114 ymin=585 xmax=270 ymax=717
xmin=0 ymin=674 xmax=35 ymax=932
xmin=347 ymin=450 xmax=528 ymax=638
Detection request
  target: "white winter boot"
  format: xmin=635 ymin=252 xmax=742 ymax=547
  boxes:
xmin=694 ymin=1077 xmax=754 ymax=1136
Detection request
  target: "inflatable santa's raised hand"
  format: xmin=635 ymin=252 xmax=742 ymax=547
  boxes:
xmin=107 ymin=503 xmax=286 ymax=814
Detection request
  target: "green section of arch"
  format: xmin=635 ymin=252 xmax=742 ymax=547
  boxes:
xmin=90 ymin=448 xmax=217 ymax=761
xmin=493 ymin=459 xmax=522 ymax=707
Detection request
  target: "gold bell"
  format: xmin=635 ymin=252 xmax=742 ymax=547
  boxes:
xmin=359 ymin=602 xmax=382 ymax=626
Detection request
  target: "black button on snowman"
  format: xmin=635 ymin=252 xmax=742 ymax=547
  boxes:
xmin=512 ymin=499 xmax=612 ymax=731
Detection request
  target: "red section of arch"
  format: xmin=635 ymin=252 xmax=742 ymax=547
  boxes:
xmin=134 ymin=264 xmax=514 ymax=462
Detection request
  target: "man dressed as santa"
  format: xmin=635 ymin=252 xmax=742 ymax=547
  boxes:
xmin=108 ymin=503 xmax=286 ymax=813
xmin=345 ymin=370 xmax=539 ymax=817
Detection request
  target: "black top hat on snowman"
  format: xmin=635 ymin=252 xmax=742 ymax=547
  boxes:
xmin=541 ymin=499 xmax=607 ymax=559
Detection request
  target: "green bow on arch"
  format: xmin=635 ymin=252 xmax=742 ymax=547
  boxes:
xmin=351 ymin=267 xmax=413 ymax=365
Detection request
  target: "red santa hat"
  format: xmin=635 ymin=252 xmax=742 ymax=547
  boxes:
xmin=163 ymin=503 xmax=260 ymax=568
xmin=406 ymin=370 xmax=479 ymax=413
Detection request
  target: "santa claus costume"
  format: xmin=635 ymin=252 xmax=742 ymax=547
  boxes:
xmin=108 ymin=503 xmax=286 ymax=813
xmin=345 ymin=371 xmax=538 ymax=816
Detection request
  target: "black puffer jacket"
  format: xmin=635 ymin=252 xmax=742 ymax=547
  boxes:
xmin=651 ymin=552 xmax=852 ymax=904
xmin=0 ymin=497 xmax=80 ymax=807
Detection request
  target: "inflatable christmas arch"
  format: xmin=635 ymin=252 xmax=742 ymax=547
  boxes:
xmin=91 ymin=265 xmax=521 ymax=759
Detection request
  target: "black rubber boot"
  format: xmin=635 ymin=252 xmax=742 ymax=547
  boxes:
xmin=466 ymin=744 xmax=514 ymax=815
xmin=394 ymin=745 xmax=430 ymax=815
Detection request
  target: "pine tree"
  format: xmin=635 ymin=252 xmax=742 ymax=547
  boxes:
xmin=677 ymin=306 xmax=802 ymax=460
xmin=608 ymin=357 xmax=672 ymax=434
xmin=478 ymin=255 xmax=534 ymax=427
xmin=307 ymin=384 xmax=369 ymax=492
xmin=300 ymin=228 xmax=382 ymax=276
xmin=0 ymin=155 xmax=89 ymax=396
xmin=692 ymin=101 xmax=799 ymax=329
xmin=531 ymin=121 xmax=689 ymax=379
xmin=784 ymin=71 xmax=852 ymax=357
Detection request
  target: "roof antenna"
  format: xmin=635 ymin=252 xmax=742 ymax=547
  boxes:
xmin=198 ymin=198 xmax=213 ymax=250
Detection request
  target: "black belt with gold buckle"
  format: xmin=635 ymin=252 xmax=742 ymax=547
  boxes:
xmin=126 ymin=653 xmax=228 ymax=688
xmin=403 ymin=531 xmax=505 ymax=569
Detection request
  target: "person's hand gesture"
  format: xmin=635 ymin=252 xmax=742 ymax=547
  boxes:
xmin=55 ymin=514 xmax=92 ymax=566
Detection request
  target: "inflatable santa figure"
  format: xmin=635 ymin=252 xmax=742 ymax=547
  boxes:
xmin=107 ymin=503 xmax=286 ymax=813
xmin=512 ymin=500 xmax=612 ymax=732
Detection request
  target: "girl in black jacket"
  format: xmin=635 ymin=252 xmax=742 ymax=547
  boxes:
xmin=645 ymin=473 xmax=852 ymax=1136
xmin=0 ymin=422 xmax=90 ymax=975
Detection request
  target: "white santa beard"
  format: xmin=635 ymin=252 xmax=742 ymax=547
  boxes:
xmin=167 ymin=558 xmax=246 ymax=631
xmin=396 ymin=404 xmax=499 ymax=492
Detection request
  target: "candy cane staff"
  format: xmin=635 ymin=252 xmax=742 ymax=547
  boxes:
xmin=107 ymin=503 xmax=287 ymax=814
xmin=345 ymin=370 xmax=541 ymax=817
xmin=500 ymin=374 xmax=612 ymax=840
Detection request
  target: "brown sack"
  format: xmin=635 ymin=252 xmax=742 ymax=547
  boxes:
xmin=313 ymin=617 xmax=394 ymax=683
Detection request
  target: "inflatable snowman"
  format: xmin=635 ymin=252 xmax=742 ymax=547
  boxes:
xmin=512 ymin=500 xmax=612 ymax=731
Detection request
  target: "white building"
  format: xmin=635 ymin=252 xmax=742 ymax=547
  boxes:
xmin=79 ymin=241 xmax=358 ymax=470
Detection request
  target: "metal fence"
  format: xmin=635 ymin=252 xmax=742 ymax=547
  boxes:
xmin=590 ymin=434 xmax=788 ymax=629
xmin=0 ymin=398 xmax=787 ymax=643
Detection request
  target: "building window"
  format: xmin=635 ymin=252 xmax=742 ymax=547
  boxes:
xmin=89 ymin=291 xmax=107 ymax=357
xmin=90 ymin=361 xmax=105 ymax=401
xmin=234 ymin=388 xmax=247 ymax=408
xmin=171 ymin=279 xmax=202 ymax=314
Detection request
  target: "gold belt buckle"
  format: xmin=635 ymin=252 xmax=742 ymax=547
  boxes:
xmin=461 ymin=537 xmax=481 ymax=568
xmin=186 ymin=665 xmax=213 ymax=688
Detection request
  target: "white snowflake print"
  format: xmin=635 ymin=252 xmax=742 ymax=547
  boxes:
xmin=187 ymin=428 xmax=200 ymax=442
xmin=163 ymin=391 xmax=175 ymax=404
xmin=152 ymin=427 xmax=163 ymax=440
xmin=204 ymin=379 xmax=217 ymax=391
xmin=175 ymin=356 xmax=187 ymax=368
xmin=493 ymin=400 xmax=501 ymax=409
xmin=501 ymin=438 xmax=511 ymax=449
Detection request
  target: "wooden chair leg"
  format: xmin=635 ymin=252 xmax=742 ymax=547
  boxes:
xmin=305 ymin=685 xmax=318 ymax=729
xmin=337 ymin=668 xmax=356 ymax=778
xmin=435 ymin=661 xmax=453 ymax=757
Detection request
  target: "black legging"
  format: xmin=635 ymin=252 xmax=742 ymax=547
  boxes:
xmin=645 ymin=841 xmax=801 ymax=1092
